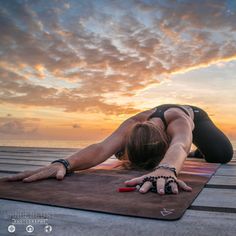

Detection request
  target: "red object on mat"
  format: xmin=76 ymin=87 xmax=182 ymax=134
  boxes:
xmin=118 ymin=187 xmax=136 ymax=192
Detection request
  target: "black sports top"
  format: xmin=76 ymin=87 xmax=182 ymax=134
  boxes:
xmin=115 ymin=104 xmax=191 ymax=159
xmin=148 ymin=104 xmax=190 ymax=130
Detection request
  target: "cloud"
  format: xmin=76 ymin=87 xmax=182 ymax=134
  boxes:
xmin=0 ymin=0 xmax=236 ymax=115
xmin=0 ymin=116 xmax=40 ymax=135
xmin=0 ymin=68 xmax=139 ymax=114
xmin=72 ymin=124 xmax=81 ymax=129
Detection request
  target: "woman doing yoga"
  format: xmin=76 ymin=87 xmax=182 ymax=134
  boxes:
xmin=1 ymin=104 xmax=233 ymax=195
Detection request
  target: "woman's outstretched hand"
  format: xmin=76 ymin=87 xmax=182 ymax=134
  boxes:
xmin=124 ymin=168 xmax=192 ymax=195
xmin=0 ymin=163 xmax=67 ymax=183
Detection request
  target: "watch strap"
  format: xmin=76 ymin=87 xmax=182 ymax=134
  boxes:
xmin=51 ymin=159 xmax=72 ymax=174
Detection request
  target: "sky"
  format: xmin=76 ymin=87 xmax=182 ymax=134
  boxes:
xmin=0 ymin=0 xmax=236 ymax=146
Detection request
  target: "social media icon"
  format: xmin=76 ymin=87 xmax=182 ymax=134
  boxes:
xmin=8 ymin=225 xmax=16 ymax=233
xmin=45 ymin=225 xmax=52 ymax=233
xmin=26 ymin=225 xmax=34 ymax=233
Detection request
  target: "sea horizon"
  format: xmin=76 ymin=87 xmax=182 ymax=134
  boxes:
xmin=0 ymin=139 xmax=235 ymax=150
xmin=0 ymin=139 xmax=97 ymax=149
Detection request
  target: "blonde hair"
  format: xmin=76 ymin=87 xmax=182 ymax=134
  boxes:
xmin=121 ymin=122 xmax=170 ymax=170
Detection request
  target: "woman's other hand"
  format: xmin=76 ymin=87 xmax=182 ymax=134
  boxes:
xmin=124 ymin=168 xmax=192 ymax=195
xmin=0 ymin=163 xmax=67 ymax=183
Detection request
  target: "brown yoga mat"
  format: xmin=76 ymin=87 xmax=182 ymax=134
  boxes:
xmin=0 ymin=160 xmax=220 ymax=220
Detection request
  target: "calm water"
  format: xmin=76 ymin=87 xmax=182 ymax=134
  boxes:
xmin=0 ymin=139 xmax=235 ymax=150
xmin=0 ymin=139 xmax=96 ymax=149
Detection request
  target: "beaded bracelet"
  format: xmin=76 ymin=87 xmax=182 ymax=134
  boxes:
xmin=142 ymin=176 xmax=177 ymax=184
xmin=140 ymin=176 xmax=178 ymax=194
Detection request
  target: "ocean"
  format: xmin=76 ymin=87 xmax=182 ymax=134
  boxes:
xmin=0 ymin=139 xmax=94 ymax=149
xmin=0 ymin=139 xmax=235 ymax=150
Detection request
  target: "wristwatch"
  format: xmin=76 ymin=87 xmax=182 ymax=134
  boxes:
xmin=51 ymin=159 xmax=72 ymax=175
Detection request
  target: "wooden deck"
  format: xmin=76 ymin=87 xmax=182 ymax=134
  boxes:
xmin=0 ymin=146 xmax=236 ymax=236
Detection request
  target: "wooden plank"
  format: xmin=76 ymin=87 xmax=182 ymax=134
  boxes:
xmin=0 ymin=146 xmax=77 ymax=161
xmin=0 ymin=199 xmax=236 ymax=236
xmin=218 ymin=164 xmax=236 ymax=169
xmin=0 ymin=159 xmax=51 ymax=166
xmin=0 ymin=146 xmax=78 ymax=152
xmin=0 ymin=152 xmax=75 ymax=159
xmin=214 ymin=168 xmax=236 ymax=176
xmin=208 ymin=175 xmax=236 ymax=186
xmin=0 ymin=154 xmax=116 ymax=162
xmin=0 ymin=173 xmax=13 ymax=177
xmin=0 ymin=159 xmax=118 ymax=173
xmin=0 ymin=156 xmax=57 ymax=162
xmin=192 ymin=188 xmax=236 ymax=208
xmin=0 ymin=150 xmax=115 ymax=162
xmin=211 ymin=162 xmax=236 ymax=177
xmin=0 ymin=164 xmax=40 ymax=173
xmin=221 ymin=162 xmax=236 ymax=166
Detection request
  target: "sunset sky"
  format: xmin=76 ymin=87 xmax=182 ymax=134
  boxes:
xmin=0 ymin=0 xmax=236 ymax=147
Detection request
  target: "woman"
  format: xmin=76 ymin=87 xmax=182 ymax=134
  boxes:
xmin=1 ymin=104 xmax=233 ymax=195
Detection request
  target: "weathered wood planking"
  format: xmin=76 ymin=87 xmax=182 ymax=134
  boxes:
xmin=214 ymin=168 xmax=236 ymax=176
xmin=0 ymin=164 xmax=44 ymax=173
xmin=0 ymin=157 xmax=57 ymax=163
xmin=0 ymin=147 xmax=76 ymax=173
xmin=0 ymin=147 xmax=236 ymax=236
xmin=208 ymin=175 xmax=236 ymax=185
xmin=0 ymin=199 xmax=236 ymax=236
xmin=0 ymin=159 xmax=51 ymax=166
xmin=0 ymin=173 xmax=13 ymax=177
xmin=0 ymin=152 xmax=76 ymax=159
xmin=192 ymin=188 xmax=236 ymax=208
xmin=0 ymin=159 xmax=50 ymax=166
xmin=0 ymin=147 xmax=118 ymax=173
xmin=0 ymin=146 xmax=78 ymax=152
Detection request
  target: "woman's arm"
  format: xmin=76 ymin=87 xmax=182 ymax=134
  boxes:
xmin=67 ymin=108 xmax=156 ymax=171
xmin=158 ymin=113 xmax=194 ymax=174
xmin=124 ymin=112 xmax=194 ymax=195
xmin=0 ymin=118 xmax=136 ymax=183
xmin=67 ymin=118 xmax=136 ymax=171
xmin=0 ymin=108 xmax=154 ymax=182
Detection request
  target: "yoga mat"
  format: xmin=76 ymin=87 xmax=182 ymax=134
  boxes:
xmin=0 ymin=160 xmax=220 ymax=220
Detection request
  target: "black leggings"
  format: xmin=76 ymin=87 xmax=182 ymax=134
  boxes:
xmin=190 ymin=106 xmax=233 ymax=163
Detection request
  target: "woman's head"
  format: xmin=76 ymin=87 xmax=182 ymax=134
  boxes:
xmin=125 ymin=121 xmax=170 ymax=170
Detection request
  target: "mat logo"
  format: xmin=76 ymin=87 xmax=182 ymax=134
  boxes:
xmin=160 ymin=208 xmax=175 ymax=216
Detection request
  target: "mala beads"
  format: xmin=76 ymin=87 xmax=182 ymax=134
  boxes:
xmin=140 ymin=176 xmax=178 ymax=194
